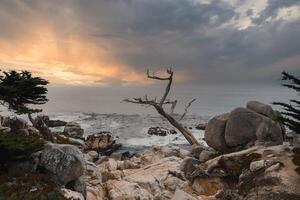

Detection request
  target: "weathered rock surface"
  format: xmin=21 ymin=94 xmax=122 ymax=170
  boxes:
xmin=199 ymin=149 xmax=218 ymax=163
xmin=180 ymin=157 xmax=201 ymax=181
xmin=190 ymin=144 xmax=206 ymax=159
xmin=225 ymin=107 xmax=265 ymax=147
xmin=205 ymin=113 xmax=229 ymax=152
xmin=255 ymin=119 xmax=283 ymax=146
xmin=192 ymin=176 xmax=223 ymax=196
xmin=204 ymin=101 xmax=284 ymax=152
xmin=61 ymin=188 xmax=84 ymax=200
xmin=106 ymin=156 xmax=182 ymax=199
xmin=171 ymin=189 xmax=197 ymax=200
xmin=40 ymin=143 xmax=86 ymax=186
xmin=246 ymin=100 xmax=277 ymax=119
xmin=56 ymin=134 xmax=85 ymax=147
xmin=195 ymin=123 xmax=206 ymax=130
xmin=85 ymin=132 xmax=121 ymax=155
xmin=188 ymin=145 xmax=300 ymax=199
xmin=2 ymin=116 xmax=28 ymax=131
xmin=107 ymin=180 xmax=153 ymax=199
xmin=225 ymin=107 xmax=282 ymax=148
xmin=64 ymin=122 xmax=84 ymax=138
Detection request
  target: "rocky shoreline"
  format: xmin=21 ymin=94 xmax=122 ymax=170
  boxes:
xmin=0 ymin=101 xmax=300 ymax=200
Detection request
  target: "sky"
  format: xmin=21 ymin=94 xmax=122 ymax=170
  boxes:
xmin=0 ymin=0 xmax=300 ymax=86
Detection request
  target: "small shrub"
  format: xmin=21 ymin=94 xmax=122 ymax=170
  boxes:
xmin=0 ymin=131 xmax=45 ymax=168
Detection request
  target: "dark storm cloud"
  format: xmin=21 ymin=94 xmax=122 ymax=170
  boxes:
xmin=0 ymin=0 xmax=300 ymax=84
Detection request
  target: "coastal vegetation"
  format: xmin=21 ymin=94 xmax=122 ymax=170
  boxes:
xmin=0 ymin=70 xmax=54 ymax=141
xmin=273 ymin=71 xmax=300 ymax=134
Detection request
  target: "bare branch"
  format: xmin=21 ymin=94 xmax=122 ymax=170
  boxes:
xmin=123 ymin=98 xmax=156 ymax=106
xmin=169 ymin=100 xmax=177 ymax=115
xmin=179 ymin=98 xmax=197 ymax=121
xmin=159 ymin=68 xmax=173 ymax=106
xmin=147 ymin=69 xmax=170 ymax=80
xmin=123 ymin=68 xmax=199 ymax=145
xmin=145 ymin=68 xmax=174 ymax=106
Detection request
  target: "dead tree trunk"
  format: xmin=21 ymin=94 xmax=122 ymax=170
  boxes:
xmin=28 ymin=113 xmax=55 ymax=142
xmin=124 ymin=68 xmax=199 ymax=145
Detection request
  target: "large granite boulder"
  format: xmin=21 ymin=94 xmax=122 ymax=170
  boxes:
xmin=205 ymin=113 xmax=229 ymax=152
xmin=204 ymin=101 xmax=284 ymax=152
xmin=256 ymin=119 xmax=283 ymax=145
xmin=40 ymin=143 xmax=85 ymax=185
xmin=224 ymin=107 xmax=282 ymax=148
xmin=246 ymin=100 xmax=277 ymax=119
xmin=64 ymin=122 xmax=84 ymax=138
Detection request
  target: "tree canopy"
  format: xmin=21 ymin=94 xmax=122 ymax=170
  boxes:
xmin=0 ymin=70 xmax=49 ymax=115
xmin=273 ymin=71 xmax=300 ymax=134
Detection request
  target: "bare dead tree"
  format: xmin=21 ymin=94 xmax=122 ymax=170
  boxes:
xmin=28 ymin=113 xmax=55 ymax=142
xmin=124 ymin=68 xmax=199 ymax=145
xmin=179 ymin=98 xmax=197 ymax=121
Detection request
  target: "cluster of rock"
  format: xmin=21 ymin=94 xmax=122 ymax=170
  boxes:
xmin=80 ymin=143 xmax=299 ymax=200
xmin=0 ymin=115 xmax=121 ymax=156
xmin=180 ymin=144 xmax=300 ymax=199
xmin=81 ymin=145 xmax=196 ymax=200
xmin=0 ymin=116 xmax=40 ymax=136
xmin=53 ymin=122 xmax=121 ymax=156
xmin=2 ymin=100 xmax=300 ymax=199
xmin=205 ymin=101 xmax=284 ymax=153
xmin=147 ymin=127 xmax=177 ymax=136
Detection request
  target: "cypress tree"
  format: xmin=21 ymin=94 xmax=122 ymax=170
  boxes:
xmin=0 ymin=70 xmax=49 ymax=115
xmin=273 ymin=71 xmax=300 ymax=134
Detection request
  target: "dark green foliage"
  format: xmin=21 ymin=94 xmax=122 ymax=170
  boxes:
xmin=0 ymin=173 xmax=67 ymax=200
xmin=0 ymin=70 xmax=49 ymax=115
xmin=273 ymin=71 xmax=300 ymax=134
xmin=0 ymin=131 xmax=44 ymax=166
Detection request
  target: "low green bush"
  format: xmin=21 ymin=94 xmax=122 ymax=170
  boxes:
xmin=0 ymin=131 xmax=45 ymax=167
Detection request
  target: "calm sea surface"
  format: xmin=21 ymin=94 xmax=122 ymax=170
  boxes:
xmin=45 ymin=84 xmax=294 ymax=116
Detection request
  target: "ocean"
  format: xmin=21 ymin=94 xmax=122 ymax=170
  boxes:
xmin=36 ymin=83 xmax=295 ymax=150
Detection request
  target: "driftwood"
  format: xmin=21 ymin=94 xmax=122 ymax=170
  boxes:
xmin=124 ymin=68 xmax=199 ymax=145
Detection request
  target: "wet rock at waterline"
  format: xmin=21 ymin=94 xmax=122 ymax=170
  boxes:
xmin=147 ymin=126 xmax=177 ymax=136
xmin=64 ymin=122 xmax=84 ymax=138
xmin=85 ymin=132 xmax=121 ymax=155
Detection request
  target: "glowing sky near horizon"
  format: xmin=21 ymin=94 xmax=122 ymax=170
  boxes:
xmin=0 ymin=0 xmax=300 ymax=86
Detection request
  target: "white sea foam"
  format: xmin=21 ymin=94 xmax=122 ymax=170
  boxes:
xmin=47 ymin=112 xmax=207 ymax=149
